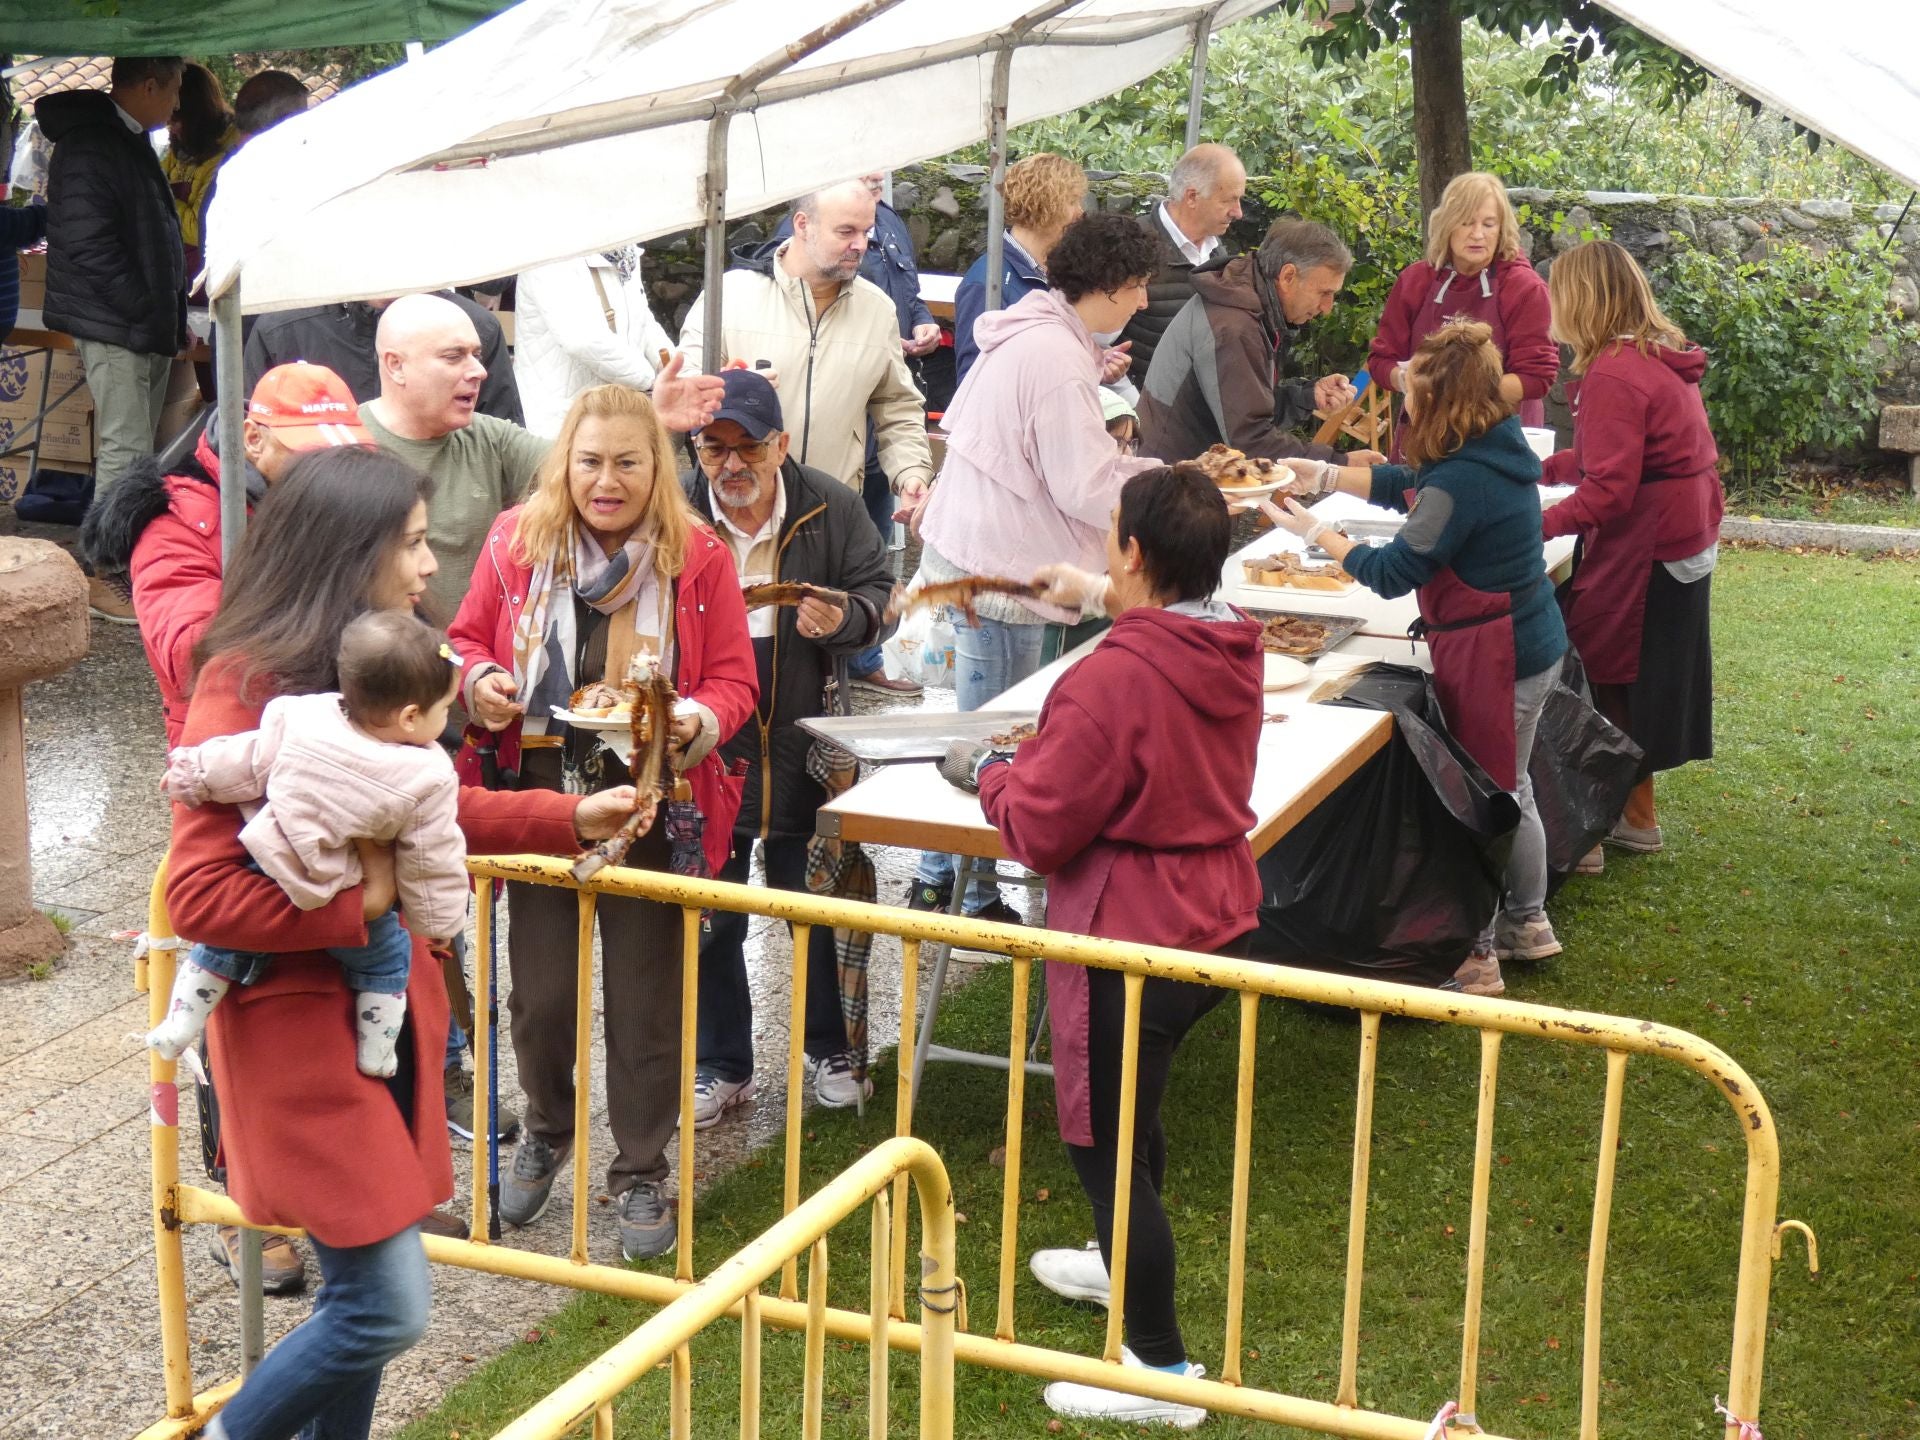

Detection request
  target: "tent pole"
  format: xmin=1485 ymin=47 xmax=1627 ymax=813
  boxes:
xmin=213 ymin=286 xmax=247 ymax=566
xmin=700 ymin=112 xmax=731 ymax=374
xmin=983 ymin=46 xmax=1014 ymax=313
xmin=1184 ymin=7 xmax=1219 ymax=151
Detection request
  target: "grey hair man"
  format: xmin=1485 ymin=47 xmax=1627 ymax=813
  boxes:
xmin=1138 ymin=218 xmax=1383 ymax=467
xmin=1120 ymin=141 xmax=1248 ymax=385
xmin=679 ymin=179 xmax=933 ymax=519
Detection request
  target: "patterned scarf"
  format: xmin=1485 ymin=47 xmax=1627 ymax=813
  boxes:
xmin=601 ymin=244 xmax=642 ymax=282
xmin=510 ymin=523 xmax=666 ymax=729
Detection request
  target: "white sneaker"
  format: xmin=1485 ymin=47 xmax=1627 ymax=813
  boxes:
xmin=690 ymin=1071 xmax=755 ymax=1130
xmin=1030 ymin=1240 xmax=1110 ymax=1306
xmin=806 ymin=1051 xmax=874 ymax=1109
xmin=1043 ymin=1346 xmax=1207 ymax=1429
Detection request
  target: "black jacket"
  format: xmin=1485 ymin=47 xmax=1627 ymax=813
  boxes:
xmin=38 ymin=89 xmax=186 ymax=355
xmin=686 ymin=458 xmax=897 ymax=840
xmin=1119 ymin=208 xmax=1231 ymax=388
xmin=241 ymin=293 xmax=524 ymax=426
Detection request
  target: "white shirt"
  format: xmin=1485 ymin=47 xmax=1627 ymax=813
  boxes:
xmin=1157 ymin=202 xmax=1219 ymax=268
xmin=714 ymin=477 xmax=788 ymax=640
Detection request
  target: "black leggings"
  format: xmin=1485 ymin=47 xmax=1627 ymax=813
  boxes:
xmin=1064 ymin=931 xmax=1250 ymax=1367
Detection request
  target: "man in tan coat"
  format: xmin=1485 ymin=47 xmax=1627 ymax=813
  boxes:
xmin=680 ymin=180 xmax=933 ymax=516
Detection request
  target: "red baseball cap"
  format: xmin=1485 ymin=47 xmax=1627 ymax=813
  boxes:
xmin=246 ymin=363 xmax=373 ymax=449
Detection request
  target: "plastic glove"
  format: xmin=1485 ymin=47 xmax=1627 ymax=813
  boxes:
xmin=1262 ymin=496 xmax=1334 ymax=545
xmin=1275 ymin=457 xmax=1336 ymax=496
xmin=938 ymin=739 xmax=1012 ymax=794
xmin=1032 ymin=563 xmax=1110 ymax=615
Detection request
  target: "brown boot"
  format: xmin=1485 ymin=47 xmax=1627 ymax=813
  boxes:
xmin=87 ymin=573 xmax=138 ymax=625
xmin=210 ymin=1225 xmax=308 ymax=1295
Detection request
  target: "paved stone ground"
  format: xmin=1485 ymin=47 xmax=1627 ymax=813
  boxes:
xmin=0 ymin=520 xmax=1022 ymax=1438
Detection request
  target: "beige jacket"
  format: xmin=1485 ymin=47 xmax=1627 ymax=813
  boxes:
xmin=163 ymin=692 xmax=469 ymax=939
xmin=679 ymin=243 xmax=933 ymax=494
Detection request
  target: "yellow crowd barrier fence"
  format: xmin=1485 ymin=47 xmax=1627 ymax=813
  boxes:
xmin=134 ymin=852 xmax=1810 ymax=1440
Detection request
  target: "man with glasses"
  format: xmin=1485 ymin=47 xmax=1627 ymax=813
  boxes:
xmin=683 ymin=370 xmax=898 ymax=1121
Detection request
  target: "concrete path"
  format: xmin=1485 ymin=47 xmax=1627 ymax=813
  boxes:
xmin=0 ymin=525 xmax=986 ymax=1439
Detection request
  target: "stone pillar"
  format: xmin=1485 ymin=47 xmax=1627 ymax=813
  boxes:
xmin=0 ymin=539 xmax=89 ymax=971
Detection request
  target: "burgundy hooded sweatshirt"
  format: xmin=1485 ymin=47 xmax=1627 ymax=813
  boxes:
xmin=979 ymin=605 xmax=1263 ymax=1145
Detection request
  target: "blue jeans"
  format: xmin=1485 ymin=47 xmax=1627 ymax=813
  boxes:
xmin=445 ymin=930 xmax=469 ymax=1071
xmin=190 ymin=908 xmax=411 ymax=994
xmin=914 ymin=613 xmax=1047 ymax=910
xmin=850 ymin=429 xmax=894 ymax=677
xmin=207 ymin=1225 xmax=430 ymax=1440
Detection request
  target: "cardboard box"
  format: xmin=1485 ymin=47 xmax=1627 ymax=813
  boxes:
xmin=0 ymin=345 xmax=96 ymax=465
xmin=16 ymin=253 xmax=45 ymax=314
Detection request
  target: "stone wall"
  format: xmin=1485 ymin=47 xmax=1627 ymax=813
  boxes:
xmin=641 ymin=166 xmax=1920 ymax=408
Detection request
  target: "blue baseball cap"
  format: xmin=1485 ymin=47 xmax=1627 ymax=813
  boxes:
xmin=705 ymin=368 xmax=785 ymax=440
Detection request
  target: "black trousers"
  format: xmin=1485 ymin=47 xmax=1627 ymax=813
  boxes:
xmin=1064 ymin=930 xmax=1251 ymax=1367
xmin=695 ymin=835 xmax=847 ymax=1082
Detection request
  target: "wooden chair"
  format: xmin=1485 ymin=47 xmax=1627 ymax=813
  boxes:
xmin=1313 ymin=378 xmax=1394 ymax=455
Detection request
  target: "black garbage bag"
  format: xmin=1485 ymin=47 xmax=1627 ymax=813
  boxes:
xmin=1250 ymin=664 xmax=1520 ymax=988
xmin=1529 ymin=650 xmax=1644 ymax=896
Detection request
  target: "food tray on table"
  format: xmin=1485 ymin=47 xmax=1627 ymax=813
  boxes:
xmin=797 ymin=711 xmax=1042 ymax=765
xmin=1241 ymin=607 xmax=1367 ymax=659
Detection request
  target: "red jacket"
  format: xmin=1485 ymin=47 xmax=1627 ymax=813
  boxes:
xmin=124 ymin=433 xmax=229 ymax=746
xmin=1368 ymin=257 xmax=1559 ymax=403
xmin=979 ymin=607 xmax=1263 ymax=1145
xmin=447 ymin=508 xmax=758 ymax=875
xmin=1542 ymin=342 xmax=1724 ymax=683
xmin=166 ymin=657 xmax=583 ymax=1247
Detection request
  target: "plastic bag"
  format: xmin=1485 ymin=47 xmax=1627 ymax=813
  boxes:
xmin=1529 ymin=652 xmax=1643 ymax=894
xmin=881 ymin=569 xmax=955 ymax=688
xmin=1250 ymin=663 xmax=1519 ymax=987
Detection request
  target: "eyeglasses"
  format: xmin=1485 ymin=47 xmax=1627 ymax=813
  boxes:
xmin=695 ymin=440 xmax=771 ymax=466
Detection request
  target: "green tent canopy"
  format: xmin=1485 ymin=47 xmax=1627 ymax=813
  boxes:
xmin=0 ymin=0 xmax=513 ymax=55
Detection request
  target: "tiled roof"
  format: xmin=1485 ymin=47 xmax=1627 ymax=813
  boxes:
xmin=12 ymin=57 xmax=339 ymax=110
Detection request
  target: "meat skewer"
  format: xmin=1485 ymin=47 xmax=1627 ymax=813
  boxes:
xmin=885 ymin=574 xmax=1048 ymax=626
xmin=571 ymin=654 xmax=679 ymax=882
xmin=740 ymin=580 xmax=849 ymax=612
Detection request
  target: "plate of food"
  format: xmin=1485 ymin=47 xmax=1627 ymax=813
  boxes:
xmin=1263 ymin=653 xmax=1311 ymax=690
xmin=1187 ymin=444 xmax=1295 ymax=498
xmin=1241 ymin=552 xmax=1358 ymax=594
xmin=1245 ymin=608 xmax=1367 ymax=659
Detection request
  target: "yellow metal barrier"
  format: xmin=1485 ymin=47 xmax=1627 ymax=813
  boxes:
xmin=137 ymin=852 xmax=1808 ymax=1440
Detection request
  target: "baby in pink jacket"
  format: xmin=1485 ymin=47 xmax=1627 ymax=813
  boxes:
xmin=148 ymin=613 xmax=467 ymax=1077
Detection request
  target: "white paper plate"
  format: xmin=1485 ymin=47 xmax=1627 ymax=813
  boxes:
xmin=1218 ymin=478 xmax=1288 ymax=499
xmin=550 ymin=706 xmax=633 ymax=730
xmin=1263 ymin=654 xmax=1312 ymax=691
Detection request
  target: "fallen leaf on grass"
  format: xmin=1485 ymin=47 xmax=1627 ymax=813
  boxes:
xmin=1546 ymin=1336 xmax=1561 ymax=1350
xmin=988 ymin=1145 xmax=1006 ymax=1167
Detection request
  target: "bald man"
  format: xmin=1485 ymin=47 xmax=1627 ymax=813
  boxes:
xmin=357 ymin=293 xmax=723 ymax=618
xmin=1121 ymin=142 xmax=1248 ymax=385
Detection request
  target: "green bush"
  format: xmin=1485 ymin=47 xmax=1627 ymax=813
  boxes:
xmin=1654 ymin=237 xmax=1913 ymax=494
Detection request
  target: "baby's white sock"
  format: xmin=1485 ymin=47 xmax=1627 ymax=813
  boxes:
xmin=147 ymin=962 xmax=230 ymax=1060
xmin=355 ymin=991 xmax=408 ymax=1077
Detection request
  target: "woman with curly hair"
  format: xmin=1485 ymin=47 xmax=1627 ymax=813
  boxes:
xmin=952 ymin=152 xmax=1090 ymax=384
xmin=448 ymin=382 xmax=756 ymax=1259
xmin=907 ymin=211 xmax=1161 ymax=919
xmin=1270 ymin=319 xmax=1569 ymax=997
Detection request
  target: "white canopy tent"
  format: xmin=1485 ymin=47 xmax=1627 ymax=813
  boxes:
xmin=1594 ymin=0 xmax=1920 ymax=193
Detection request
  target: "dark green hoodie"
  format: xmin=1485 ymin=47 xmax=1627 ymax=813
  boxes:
xmin=1343 ymin=415 xmax=1568 ymax=680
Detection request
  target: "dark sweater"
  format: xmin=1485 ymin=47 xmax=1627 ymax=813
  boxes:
xmin=1344 ymin=416 xmax=1568 ymax=680
xmin=1119 ymin=208 xmax=1223 ymax=387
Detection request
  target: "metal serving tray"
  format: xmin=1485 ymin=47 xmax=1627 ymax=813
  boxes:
xmin=1240 ymin=607 xmax=1368 ymax=659
xmin=797 ymin=710 xmax=1042 ymax=765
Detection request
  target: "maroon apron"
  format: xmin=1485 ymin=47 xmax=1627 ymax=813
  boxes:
xmin=1407 ymin=483 xmax=1521 ymax=790
xmin=1389 ymin=261 xmax=1545 ymax=460
xmin=1556 ymin=377 xmax=1668 ymax=686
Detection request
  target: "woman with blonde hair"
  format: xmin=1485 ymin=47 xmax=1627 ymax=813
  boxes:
xmin=1540 ymin=239 xmax=1722 ymax=870
xmin=1270 ymin=318 xmax=1568 ymax=996
xmin=1368 ymin=170 xmax=1559 ymax=445
xmin=953 ymin=152 xmax=1093 ymax=384
xmin=449 ymin=382 xmax=757 ymax=1260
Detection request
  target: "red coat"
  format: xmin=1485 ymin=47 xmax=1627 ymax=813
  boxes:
xmin=446 ymin=508 xmax=758 ymax=875
xmin=166 ymin=657 xmax=584 ymax=1247
xmin=979 ymin=607 xmax=1263 ymax=1145
xmin=1542 ymin=342 xmax=1723 ymax=683
xmin=1368 ymin=258 xmax=1559 ymax=407
xmin=127 ymin=432 xmax=229 ymax=747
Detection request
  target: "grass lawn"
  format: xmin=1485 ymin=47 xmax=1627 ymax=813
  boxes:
xmin=399 ymin=548 xmax=1919 ymax=1440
